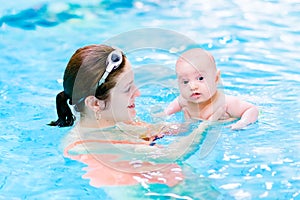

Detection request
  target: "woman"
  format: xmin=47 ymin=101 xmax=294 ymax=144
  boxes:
xmin=50 ymin=44 xmax=220 ymax=199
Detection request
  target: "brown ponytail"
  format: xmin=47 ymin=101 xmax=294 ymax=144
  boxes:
xmin=48 ymin=91 xmax=75 ymax=127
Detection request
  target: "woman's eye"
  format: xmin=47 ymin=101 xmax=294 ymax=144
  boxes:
xmin=124 ymin=86 xmax=131 ymax=93
xmin=197 ymin=76 xmax=204 ymax=81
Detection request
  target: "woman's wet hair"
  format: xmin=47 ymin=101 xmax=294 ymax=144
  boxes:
xmin=49 ymin=44 xmax=126 ymax=127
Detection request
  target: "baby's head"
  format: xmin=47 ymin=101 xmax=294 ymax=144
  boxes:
xmin=175 ymin=48 xmax=220 ymax=103
xmin=176 ymin=48 xmax=217 ymax=76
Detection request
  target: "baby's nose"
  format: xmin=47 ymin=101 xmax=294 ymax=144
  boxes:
xmin=189 ymin=81 xmax=198 ymax=90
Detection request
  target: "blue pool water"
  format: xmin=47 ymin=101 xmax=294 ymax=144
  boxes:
xmin=1 ymin=0 xmax=300 ymax=199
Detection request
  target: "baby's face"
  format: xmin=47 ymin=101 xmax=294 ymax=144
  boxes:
xmin=176 ymin=54 xmax=219 ymax=104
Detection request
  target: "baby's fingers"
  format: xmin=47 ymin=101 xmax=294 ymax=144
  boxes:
xmin=228 ymin=120 xmax=247 ymax=130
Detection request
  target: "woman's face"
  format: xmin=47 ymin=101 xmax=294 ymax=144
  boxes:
xmin=103 ymin=59 xmax=140 ymax=123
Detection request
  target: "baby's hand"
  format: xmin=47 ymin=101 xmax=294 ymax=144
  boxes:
xmin=229 ymin=119 xmax=248 ymax=130
xmin=208 ymin=105 xmax=227 ymax=121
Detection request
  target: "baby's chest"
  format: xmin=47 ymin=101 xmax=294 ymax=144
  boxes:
xmin=186 ymin=102 xmax=230 ymax=120
xmin=183 ymin=104 xmax=212 ymax=120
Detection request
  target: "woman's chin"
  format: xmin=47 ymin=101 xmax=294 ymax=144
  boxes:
xmin=113 ymin=110 xmax=136 ymax=123
xmin=128 ymin=109 xmax=137 ymax=119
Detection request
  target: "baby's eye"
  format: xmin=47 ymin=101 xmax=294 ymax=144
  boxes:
xmin=183 ymin=80 xmax=189 ymax=85
xmin=197 ymin=76 xmax=204 ymax=81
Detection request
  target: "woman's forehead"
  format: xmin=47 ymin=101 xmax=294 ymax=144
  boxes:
xmin=117 ymin=63 xmax=134 ymax=84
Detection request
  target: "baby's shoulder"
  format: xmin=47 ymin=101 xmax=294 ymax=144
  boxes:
xmin=224 ymin=94 xmax=240 ymax=103
xmin=224 ymin=95 xmax=249 ymax=110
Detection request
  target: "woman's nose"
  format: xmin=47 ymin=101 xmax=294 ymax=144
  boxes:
xmin=132 ymin=85 xmax=141 ymax=97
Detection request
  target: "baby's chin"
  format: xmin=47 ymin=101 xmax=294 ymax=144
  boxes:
xmin=190 ymin=99 xmax=205 ymax=104
xmin=189 ymin=96 xmax=214 ymax=104
xmin=186 ymin=94 xmax=204 ymax=103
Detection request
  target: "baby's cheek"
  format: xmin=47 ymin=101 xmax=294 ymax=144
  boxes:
xmin=179 ymin=85 xmax=188 ymax=91
xmin=183 ymin=94 xmax=191 ymax=101
xmin=179 ymin=88 xmax=188 ymax=97
xmin=208 ymin=84 xmax=218 ymax=94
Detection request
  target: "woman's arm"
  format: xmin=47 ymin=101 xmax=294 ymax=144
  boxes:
xmin=133 ymin=121 xmax=210 ymax=163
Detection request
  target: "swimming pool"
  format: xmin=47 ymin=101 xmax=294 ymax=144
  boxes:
xmin=1 ymin=0 xmax=300 ymax=199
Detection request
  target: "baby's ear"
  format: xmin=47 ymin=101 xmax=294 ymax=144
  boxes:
xmin=85 ymin=96 xmax=105 ymax=112
xmin=215 ymin=69 xmax=221 ymax=83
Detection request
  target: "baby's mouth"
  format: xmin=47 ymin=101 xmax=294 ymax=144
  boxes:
xmin=128 ymin=103 xmax=135 ymax=109
xmin=191 ymin=92 xmax=201 ymax=99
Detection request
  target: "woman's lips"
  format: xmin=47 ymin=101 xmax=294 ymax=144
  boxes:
xmin=128 ymin=103 xmax=136 ymax=117
xmin=128 ymin=103 xmax=135 ymax=109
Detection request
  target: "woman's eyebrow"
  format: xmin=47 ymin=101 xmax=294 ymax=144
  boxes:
xmin=126 ymin=81 xmax=133 ymax=87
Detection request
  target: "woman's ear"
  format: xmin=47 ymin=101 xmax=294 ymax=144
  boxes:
xmin=84 ymin=96 xmax=105 ymax=112
xmin=215 ymin=69 xmax=221 ymax=83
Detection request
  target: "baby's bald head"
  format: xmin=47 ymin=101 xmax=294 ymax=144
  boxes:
xmin=176 ymin=48 xmax=216 ymax=75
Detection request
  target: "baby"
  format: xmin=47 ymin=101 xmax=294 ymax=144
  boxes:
xmin=164 ymin=48 xmax=258 ymax=130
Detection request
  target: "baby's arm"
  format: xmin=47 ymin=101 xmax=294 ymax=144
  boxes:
xmin=226 ymin=95 xmax=259 ymax=130
xmin=164 ymin=97 xmax=182 ymax=115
